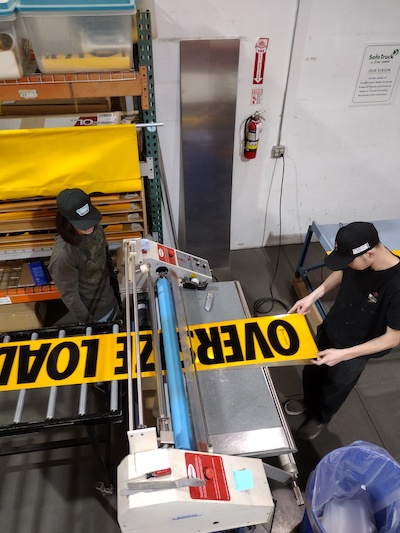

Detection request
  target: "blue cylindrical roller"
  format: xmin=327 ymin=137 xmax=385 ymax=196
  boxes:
xmin=157 ymin=277 xmax=194 ymax=450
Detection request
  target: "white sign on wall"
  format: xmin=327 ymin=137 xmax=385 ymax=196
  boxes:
xmin=351 ymin=43 xmax=400 ymax=104
xmin=250 ymin=38 xmax=269 ymax=105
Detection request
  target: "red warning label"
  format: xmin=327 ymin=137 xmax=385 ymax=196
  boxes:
xmin=185 ymin=452 xmax=230 ymax=501
xmin=253 ymin=37 xmax=269 ymax=84
xmin=157 ymin=244 xmax=177 ymax=266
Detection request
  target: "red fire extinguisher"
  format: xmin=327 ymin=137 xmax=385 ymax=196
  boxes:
xmin=243 ymin=111 xmax=264 ymax=159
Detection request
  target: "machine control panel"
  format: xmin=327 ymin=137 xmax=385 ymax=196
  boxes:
xmin=155 ymin=244 xmax=212 ymax=280
xmin=130 ymin=239 xmax=212 ymax=281
xmin=174 ymin=250 xmax=212 ymax=279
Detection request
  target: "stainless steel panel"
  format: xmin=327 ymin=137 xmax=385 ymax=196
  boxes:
xmin=211 ymin=427 xmax=293 ymax=458
xmin=180 ymin=39 xmax=240 ymax=269
xmin=181 ymin=281 xmax=297 ymax=457
xmin=196 ymin=366 xmax=294 ymax=457
xmin=180 ymin=280 xmax=247 ymax=325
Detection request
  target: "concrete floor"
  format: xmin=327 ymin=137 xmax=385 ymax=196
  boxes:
xmin=213 ymin=242 xmax=400 ymax=533
xmin=1 ymin=241 xmax=400 ymax=532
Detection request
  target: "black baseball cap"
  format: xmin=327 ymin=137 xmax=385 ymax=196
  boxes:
xmin=57 ymin=188 xmax=102 ymax=230
xmin=324 ymin=222 xmax=380 ymax=271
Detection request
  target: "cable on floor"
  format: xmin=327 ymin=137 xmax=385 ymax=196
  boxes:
xmin=253 ymin=296 xmax=289 ymax=315
xmin=256 ymin=155 xmax=288 ymax=315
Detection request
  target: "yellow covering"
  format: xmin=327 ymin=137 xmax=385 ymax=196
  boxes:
xmin=40 ymin=52 xmax=131 ymax=73
xmin=0 ymin=124 xmax=141 ymax=201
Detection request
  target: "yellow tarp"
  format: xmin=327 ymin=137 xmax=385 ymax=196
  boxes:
xmin=0 ymin=124 xmax=141 ymax=201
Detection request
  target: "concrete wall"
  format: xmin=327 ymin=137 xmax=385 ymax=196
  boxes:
xmin=142 ymin=0 xmax=400 ymax=249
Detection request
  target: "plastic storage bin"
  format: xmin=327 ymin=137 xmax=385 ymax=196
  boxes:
xmin=0 ymin=0 xmax=27 ymax=79
xmin=17 ymin=0 xmax=136 ymax=73
xmin=300 ymin=441 xmax=400 ymax=533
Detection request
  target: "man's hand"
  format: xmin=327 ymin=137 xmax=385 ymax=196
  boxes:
xmin=312 ymin=348 xmax=348 ymax=367
xmin=289 ymin=271 xmax=343 ymax=316
xmin=289 ymin=294 xmax=315 ymax=315
xmin=312 ymin=327 xmax=400 ymax=367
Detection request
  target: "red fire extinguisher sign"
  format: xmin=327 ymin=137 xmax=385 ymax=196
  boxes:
xmin=253 ymin=38 xmax=269 ymax=85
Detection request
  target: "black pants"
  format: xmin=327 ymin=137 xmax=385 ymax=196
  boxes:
xmin=302 ymin=325 xmax=368 ymax=424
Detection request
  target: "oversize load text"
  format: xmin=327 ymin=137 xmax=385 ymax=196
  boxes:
xmin=0 ymin=314 xmax=317 ymax=391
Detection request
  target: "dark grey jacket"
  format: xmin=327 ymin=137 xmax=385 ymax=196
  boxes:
xmin=48 ymin=225 xmax=117 ymax=323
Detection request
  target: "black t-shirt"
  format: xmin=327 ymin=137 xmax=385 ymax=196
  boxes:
xmin=323 ymin=260 xmax=400 ymax=356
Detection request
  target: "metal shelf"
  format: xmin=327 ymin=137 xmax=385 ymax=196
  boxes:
xmin=0 ymin=65 xmax=149 ymax=109
xmin=137 ymin=10 xmax=163 ymax=241
xmin=0 ymin=260 xmax=60 ymax=304
xmin=0 ymin=284 xmax=60 ymax=304
xmin=0 ymin=9 xmax=160 ymax=241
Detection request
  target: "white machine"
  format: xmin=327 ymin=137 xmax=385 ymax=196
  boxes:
xmin=118 ymin=428 xmax=274 ymax=533
xmin=116 ymin=239 xmax=275 ymax=533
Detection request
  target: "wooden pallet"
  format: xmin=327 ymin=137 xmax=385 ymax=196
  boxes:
xmin=0 ymin=192 xmax=145 ymax=251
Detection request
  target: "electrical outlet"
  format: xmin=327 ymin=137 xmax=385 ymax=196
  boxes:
xmin=271 ymin=145 xmax=285 ymax=158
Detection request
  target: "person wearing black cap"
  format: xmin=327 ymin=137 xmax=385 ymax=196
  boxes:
xmin=47 ymin=188 xmax=119 ymax=325
xmin=285 ymin=221 xmax=400 ymax=440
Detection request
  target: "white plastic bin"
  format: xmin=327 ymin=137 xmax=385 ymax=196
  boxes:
xmin=17 ymin=0 xmax=136 ymax=73
xmin=0 ymin=0 xmax=27 ymax=79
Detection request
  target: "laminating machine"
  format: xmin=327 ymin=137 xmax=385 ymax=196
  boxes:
xmin=0 ymin=237 xmax=305 ymax=532
xmin=117 ymin=238 xmax=284 ymax=533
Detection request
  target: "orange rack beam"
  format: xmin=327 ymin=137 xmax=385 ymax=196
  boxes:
xmin=0 ymin=66 xmax=149 ymax=109
xmin=0 ymin=284 xmax=61 ymax=304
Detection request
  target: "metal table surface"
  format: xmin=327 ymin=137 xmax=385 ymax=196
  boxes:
xmin=311 ymin=219 xmax=400 ymax=254
xmin=181 ymin=281 xmax=296 ymax=458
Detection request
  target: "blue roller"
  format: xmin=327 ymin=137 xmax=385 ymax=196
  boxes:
xmin=157 ymin=277 xmax=194 ymax=450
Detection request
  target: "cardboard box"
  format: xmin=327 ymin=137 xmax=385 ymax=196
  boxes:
xmin=0 ymin=302 xmax=42 ymax=332
xmin=0 ymin=111 xmax=123 ymax=129
xmin=0 ymin=97 xmax=112 ymax=116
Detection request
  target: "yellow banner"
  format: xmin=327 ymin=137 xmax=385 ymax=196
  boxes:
xmin=0 ymin=314 xmax=317 ymax=392
xmin=0 ymin=124 xmax=141 ymax=201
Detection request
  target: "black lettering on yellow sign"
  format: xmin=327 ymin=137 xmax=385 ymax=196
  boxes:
xmin=0 ymin=339 xmax=102 ymax=386
xmin=141 ymin=333 xmax=156 ymax=373
xmin=0 ymin=345 xmax=16 ymax=385
xmin=193 ymin=319 xmax=301 ymax=365
xmin=268 ymin=320 xmax=300 ymax=355
xmin=0 ymin=315 xmax=317 ymax=392
xmin=46 ymin=342 xmax=79 ymax=381
xmin=114 ymin=336 xmax=128 ymax=375
xmin=244 ymin=322 xmax=273 ymax=360
xmin=84 ymin=339 xmax=99 ymax=377
xmin=112 ymin=333 xmax=156 ymax=376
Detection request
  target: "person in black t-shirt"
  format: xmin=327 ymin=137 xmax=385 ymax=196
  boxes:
xmin=285 ymin=222 xmax=400 ymax=440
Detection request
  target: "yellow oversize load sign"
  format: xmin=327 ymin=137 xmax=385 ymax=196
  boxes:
xmin=0 ymin=314 xmax=317 ymax=391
